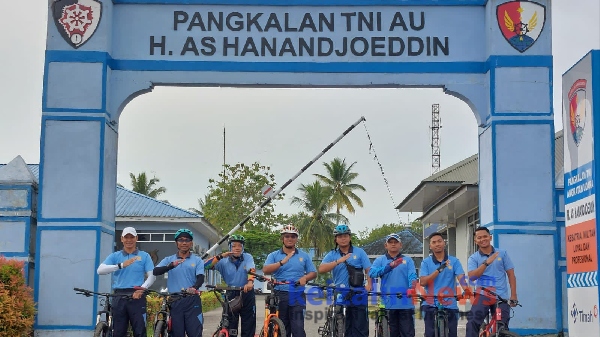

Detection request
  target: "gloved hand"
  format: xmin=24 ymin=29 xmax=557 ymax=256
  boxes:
xmin=436 ymin=261 xmax=448 ymax=273
xmin=389 ymin=257 xmax=403 ymax=269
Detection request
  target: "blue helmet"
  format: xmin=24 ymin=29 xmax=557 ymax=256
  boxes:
xmin=174 ymin=228 xmax=194 ymax=241
xmin=333 ymin=224 xmax=351 ymax=236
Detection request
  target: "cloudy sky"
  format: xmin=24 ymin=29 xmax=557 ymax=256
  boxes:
xmin=1 ymin=1 xmax=599 ymax=234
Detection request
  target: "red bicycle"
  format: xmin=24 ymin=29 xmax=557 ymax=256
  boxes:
xmin=248 ymin=271 xmax=291 ymax=337
xmin=478 ymin=287 xmax=521 ymax=337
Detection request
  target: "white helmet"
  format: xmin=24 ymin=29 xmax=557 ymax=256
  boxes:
xmin=280 ymin=224 xmax=299 ymax=236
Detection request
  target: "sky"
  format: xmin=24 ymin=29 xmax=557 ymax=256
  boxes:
xmin=1 ymin=1 xmax=599 ymax=235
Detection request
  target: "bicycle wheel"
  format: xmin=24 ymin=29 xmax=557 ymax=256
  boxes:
xmin=499 ymin=330 xmax=521 ymax=337
xmin=334 ymin=313 xmax=345 ymax=337
xmin=261 ymin=316 xmax=286 ymax=337
xmin=93 ymin=322 xmax=109 ymax=337
xmin=435 ymin=315 xmax=448 ymax=337
xmin=153 ymin=320 xmax=166 ymax=337
xmin=376 ymin=316 xmax=390 ymax=337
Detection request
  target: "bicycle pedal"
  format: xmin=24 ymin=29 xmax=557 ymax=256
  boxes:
xmin=229 ymin=329 xmax=238 ymax=336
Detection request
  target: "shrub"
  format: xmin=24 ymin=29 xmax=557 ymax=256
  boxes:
xmin=0 ymin=256 xmax=36 ymax=337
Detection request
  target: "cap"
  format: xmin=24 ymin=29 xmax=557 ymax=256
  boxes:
xmin=122 ymin=227 xmax=138 ymax=237
xmin=385 ymin=233 xmax=401 ymax=243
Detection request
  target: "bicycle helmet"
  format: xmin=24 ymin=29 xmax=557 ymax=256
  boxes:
xmin=333 ymin=224 xmax=351 ymax=236
xmin=174 ymin=228 xmax=194 ymax=240
xmin=280 ymin=224 xmax=299 ymax=236
xmin=228 ymin=234 xmax=246 ymax=245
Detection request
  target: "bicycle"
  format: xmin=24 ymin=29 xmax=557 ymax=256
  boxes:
xmin=415 ymin=292 xmax=467 ymax=337
xmin=373 ymin=298 xmax=389 ymax=337
xmin=73 ymin=287 xmax=133 ymax=337
xmin=143 ymin=288 xmax=195 ymax=337
xmin=315 ymin=284 xmax=398 ymax=337
xmin=205 ymin=284 xmax=244 ymax=337
xmin=248 ymin=271 xmax=288 ymax=337
xmin=478 ymin=287 xmax=522 ymax=337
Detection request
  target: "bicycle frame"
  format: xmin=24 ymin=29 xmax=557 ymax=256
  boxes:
xmin=248 ymin=271 xmax=289 ymax=337
xmin=74 ymin=287 xmax=133 ymax=337
xmin=144 ymin=289 xmax=191 ymax=337
xmin=206 ymin=284 xmax=243 ymax=337
xmin=477 ymin=287 xmax=521 ymax=337
xmin=415 ymin=293 xmax=466 ymax=337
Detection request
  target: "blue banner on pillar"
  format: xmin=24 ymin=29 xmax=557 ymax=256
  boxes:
xmin=564 ymin=161 xmax=595 ymax=204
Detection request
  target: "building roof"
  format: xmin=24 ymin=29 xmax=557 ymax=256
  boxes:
xmin=361 ymin=229 xmax=423 ymax=256
xmin=0 ymin=163 xmax=203 ymax=219
xmin=397 ymin=131 xmax=564 ymax=213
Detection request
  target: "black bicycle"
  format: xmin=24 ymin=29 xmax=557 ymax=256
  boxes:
xmin=206 ymin=284 xmax=244 ymax=337
xmin=73 ymin=287 xmax=133 ymax=337
xmin=143 ymin=289 xmax=194 ymax=337
xmin=415 ymin=293 xmax=466 ymax=337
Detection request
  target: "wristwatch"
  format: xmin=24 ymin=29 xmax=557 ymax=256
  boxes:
xmin=279 ymin=261 xmax=284 ymax=266
xmin=483 ymin=261 xmax=490 ymax=267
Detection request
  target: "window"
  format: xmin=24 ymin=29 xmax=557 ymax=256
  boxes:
xmin=467 ymin=211 xmax=480 ymax=256
xmin=136 ymin=231 xmax=177 ymax=242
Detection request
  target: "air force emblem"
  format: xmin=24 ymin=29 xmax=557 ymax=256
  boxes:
xmin=52 ymin=0 xmax=102 ymax=49
xmin=569 ymin=79 xmax=588 ymax=147
xmin=497 ymin=1 xmax=546 ymax=53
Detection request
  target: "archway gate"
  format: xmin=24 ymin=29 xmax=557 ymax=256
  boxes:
xmin=37 ymin=0 xmax=557 ymax=335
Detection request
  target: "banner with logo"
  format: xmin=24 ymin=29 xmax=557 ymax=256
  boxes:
xmin=563 ymin=51 xmax=600 ymax=336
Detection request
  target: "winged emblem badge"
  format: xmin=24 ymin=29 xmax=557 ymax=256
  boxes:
xmin=496 ymin=1 xmax=546 ymax=53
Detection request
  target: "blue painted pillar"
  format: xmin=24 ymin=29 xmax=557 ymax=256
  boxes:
xmin=35 ymin=1 xmax=117 ymax=336
xmin=478 ymin=0 xmax=559 ymax=334
xmin=0 ymin=156 xmax=37 ymax=286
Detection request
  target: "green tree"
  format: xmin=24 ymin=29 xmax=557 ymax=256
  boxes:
xmin=290 ymin=181 xmax=348 ymax=257
xmin=202 ymin=162 xmax=288 ymax=232
xmin=409 ymin=220 xmax=424 ymax=237
xmin=314 ymin=157 xmax=366 ymax=222
xmin=189 ymin=196 xmax=207 ymax=215
xmin=242 ymin=228 xmax=283 ymax=268
xmin=129 ymin=172 xmax=167 ymax=199
xmin=357 ymin=222 xmax=407 ymax=244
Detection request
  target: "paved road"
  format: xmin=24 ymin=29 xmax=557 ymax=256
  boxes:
xmin=202 ymin=294 xmax=467 ymax=337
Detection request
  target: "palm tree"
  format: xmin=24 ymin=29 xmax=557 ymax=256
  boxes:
xmin=314 ymin=157 xmax=366 ymax=221
xmin=129 ymin=172 xmax=167 ymax=199
xmin=290 ymin=181 xmax=348 ymax=257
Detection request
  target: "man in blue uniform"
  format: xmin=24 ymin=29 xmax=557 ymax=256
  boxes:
xmin=369 ymin=233 xmax=418 ymax=337
xmin=97 ymin=227 xmax=156 ymax=337
xmin=420 ymin=232 xmax=470 ymax=337
xmin=153 ymin=228 xmax=205 ymax=337
xmin=263 ymin=224 xmax=318 ymax=337
xmin=319 ymin=224 xmax=372 ymax=337
xmin=466 ymin=227 xmax=518 ymax=337
xmin=204 ymin=234 xmax=256 ymax=337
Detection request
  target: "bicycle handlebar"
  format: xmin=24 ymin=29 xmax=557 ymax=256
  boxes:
xmin=480 ymin=287 xmax=522 ymax=307
xmin=247 ymin=271 xmax=291 ymax=286
xmin=206 ymin=285 xmax=244 ymax=291
xmin=73 ymin=288 xmax=133 ymax=299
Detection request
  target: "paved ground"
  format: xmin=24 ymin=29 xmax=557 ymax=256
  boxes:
xmin=202 ymin=294 xmax=467 ymax=337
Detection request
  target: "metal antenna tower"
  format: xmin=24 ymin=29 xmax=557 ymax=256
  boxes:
xmin=430 ymin=104 xmax=441 ymax=174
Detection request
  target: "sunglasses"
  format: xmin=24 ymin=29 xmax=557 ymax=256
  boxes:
xmin=176 ymin=238 xmax=192 ymax=243
xmin=283 ymin=234 xmax=298 ymax=239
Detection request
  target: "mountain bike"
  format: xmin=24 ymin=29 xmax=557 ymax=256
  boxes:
xmin=373 ymin=298 xmax=389 ymax=337
xmin=315 ymin=284 xmax=399 ymax=337
xmin=143 ymin=288 xmax=195 ymax=337
xmin=73 ymin=287 xmax=133 ymax=337
xmin=478 ymin=287 xmax=522 ymax=337
xmin=248 ymin=271 xmax=288 ymax=337
xmin=415 ymin=292 xmax=467 ymax=337
xmin=206 ymin=284 xmax=244 ymax=337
